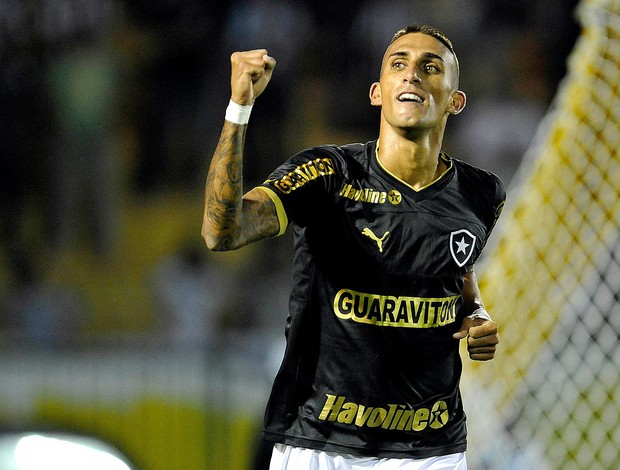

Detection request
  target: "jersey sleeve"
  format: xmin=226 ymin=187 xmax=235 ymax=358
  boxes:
xmin=473 ymin=172 xmax=506 ymax=268
xmin=485 ymin=172 xmax=506 ymax=239
xmin=461 ymin=163 xmax=507 ymax=270
xmin=255 ymin=146 xmax=343 ymax=233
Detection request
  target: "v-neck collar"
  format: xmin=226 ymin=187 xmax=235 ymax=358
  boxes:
xmin=372 ymin=140 xmax=454 ymax=196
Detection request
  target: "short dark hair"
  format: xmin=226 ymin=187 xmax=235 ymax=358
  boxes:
xmin=390 ymin=24 xmax=456 ymax=56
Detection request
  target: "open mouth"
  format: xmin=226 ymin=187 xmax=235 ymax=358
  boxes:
xmin=398 ymin=92 xmax=424 ymax=103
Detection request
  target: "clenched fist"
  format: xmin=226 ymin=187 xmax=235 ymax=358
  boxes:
xmin=230 ymin=49 xmax=276 ymax=105
xmin=453 ymin=316 xmax=499 ymax=361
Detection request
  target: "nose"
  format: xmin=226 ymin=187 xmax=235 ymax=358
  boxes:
xmin=405 ymin=64 xmax=421 ymax=83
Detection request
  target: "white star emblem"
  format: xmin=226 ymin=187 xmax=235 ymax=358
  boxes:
xmin=450 ymin=229 xmax=476 ymax=267
xmin=455 ymin=237 xmax=470 ymax=254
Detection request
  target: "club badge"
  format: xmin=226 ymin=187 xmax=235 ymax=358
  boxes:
xmin=450 ymin=229 xmax=476 ymax=267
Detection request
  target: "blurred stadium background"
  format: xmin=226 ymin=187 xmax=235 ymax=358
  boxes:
xmin=0 ymin=0 xmax=617 ymax=469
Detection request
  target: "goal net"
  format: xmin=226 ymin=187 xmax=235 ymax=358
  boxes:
xmin=463 ymin=0 xmax=620 ymax=469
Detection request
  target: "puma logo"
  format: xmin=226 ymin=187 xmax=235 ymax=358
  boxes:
xmin=362 ymin=227 xmax=390 ymax=253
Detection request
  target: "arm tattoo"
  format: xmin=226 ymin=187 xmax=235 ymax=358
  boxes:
xmin=205 ymin=122 xmax=245 ymax=229
xmin=203 ymin=121 xmax=279 ymax=250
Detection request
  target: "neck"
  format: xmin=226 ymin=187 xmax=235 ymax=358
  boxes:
xmin=376 ymin=128 xmax=446 ymax=190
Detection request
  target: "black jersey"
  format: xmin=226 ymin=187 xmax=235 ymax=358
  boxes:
xmin=258 ymin=140 xmax=505 ymax=459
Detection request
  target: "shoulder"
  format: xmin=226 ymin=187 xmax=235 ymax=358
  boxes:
xmin=328 ymin=141 xmax=376 ymax=175
xmin=260 ymin=141 xmax=373 ymax=199
xmin=281 ymin=142 xmax=367 ymax=165
xmin=449 ymin=155 xmax=506 ymax=226
xmin=312 ymin=141 xmax=373 ymax=163
xmin=292 ymin=141 xmax=375 ymax=176
xmin=451 ymin=156 xmax=505 ymax=198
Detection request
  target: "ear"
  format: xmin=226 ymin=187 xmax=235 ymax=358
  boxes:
xmin=369 ymin=82 xmax=382 ymax=107
xmin=448 ymin=90 xmax=466 ymax=115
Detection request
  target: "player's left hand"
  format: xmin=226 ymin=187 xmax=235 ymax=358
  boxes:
xmin=453 ymin=317 xmax=499 ymax=361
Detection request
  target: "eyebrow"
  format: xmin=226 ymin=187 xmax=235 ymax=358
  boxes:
xmin=387 ymin=50 xmax=446 ymax=63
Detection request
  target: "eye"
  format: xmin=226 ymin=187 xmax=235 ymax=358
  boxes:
xmin=424 ymin=63 xmax=441 ymax=73
xmin=391 ymin=60 xmax=407 ymax=69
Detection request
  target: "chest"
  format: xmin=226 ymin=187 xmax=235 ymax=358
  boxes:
xmin=316 ymin=183 xmax=488 ymax=278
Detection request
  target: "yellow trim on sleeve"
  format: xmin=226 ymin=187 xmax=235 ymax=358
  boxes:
xmin=255 ymin=186 xmax=288 ymax=236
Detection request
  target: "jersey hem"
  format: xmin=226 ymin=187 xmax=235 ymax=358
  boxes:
xmin=262 ymin=431 xmax=467 ymax=460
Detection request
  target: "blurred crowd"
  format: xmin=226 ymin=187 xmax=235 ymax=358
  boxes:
xmin=0 ymin=0 xmax=579 ymax=346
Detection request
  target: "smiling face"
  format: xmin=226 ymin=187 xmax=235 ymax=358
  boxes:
xmin=370 ymin=32 xmax=466 ymax=134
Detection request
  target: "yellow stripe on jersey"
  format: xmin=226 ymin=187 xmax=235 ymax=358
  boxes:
xmin=255 ymin=186 xmax=288 ymax=236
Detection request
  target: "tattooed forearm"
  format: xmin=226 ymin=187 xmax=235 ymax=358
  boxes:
xmin=203 ymin=121 xmax=246 ymax=247
xmin=205 ymin=122 xmax=245 ymax=225
xmin=202 ymin=121 xmax=279 ymax=250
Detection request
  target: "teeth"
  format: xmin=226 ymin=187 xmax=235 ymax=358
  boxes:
xmin=399 ymin=93 xmax=423 ymax=103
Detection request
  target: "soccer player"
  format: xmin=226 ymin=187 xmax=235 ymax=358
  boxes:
xmin=202 ymin=24 xmax=505 ymax=470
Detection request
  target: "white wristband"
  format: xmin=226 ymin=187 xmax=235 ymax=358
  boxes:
xmin=468 ymin=307 xmax=492 ymax=322
xmin=225 ymin=99 xmax=253 ymax=125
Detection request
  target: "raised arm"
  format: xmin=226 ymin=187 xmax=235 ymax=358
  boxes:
xmin=202 ymin=50 xmax=280 ymax=251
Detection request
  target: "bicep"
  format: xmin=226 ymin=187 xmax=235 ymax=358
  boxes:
xmin=239 ymin=187 xmax=281 ymax=243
